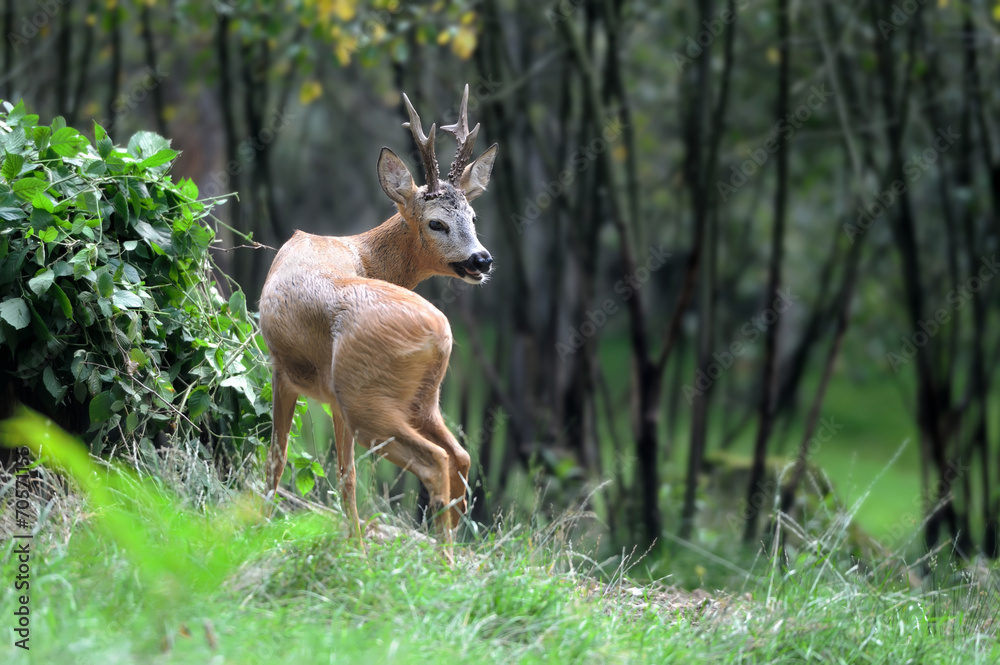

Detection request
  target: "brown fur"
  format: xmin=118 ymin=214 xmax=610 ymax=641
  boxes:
xmin=259 ymin=142 xmax=496 ymax=553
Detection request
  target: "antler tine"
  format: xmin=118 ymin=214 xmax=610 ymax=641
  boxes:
xmin=402 ymin=92 xmax=441 ymax=194
xmin=442 ymin=84 xmax=481 ymax=185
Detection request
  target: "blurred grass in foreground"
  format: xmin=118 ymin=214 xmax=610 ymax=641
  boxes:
xmin=1 ymin=409 xmax=998 ymax=664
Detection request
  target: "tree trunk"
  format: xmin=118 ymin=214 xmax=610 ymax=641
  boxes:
xmin=743 ymin=0 xmax=790 ymax=544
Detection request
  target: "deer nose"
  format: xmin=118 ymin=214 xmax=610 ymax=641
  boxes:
xmin=469 ymin=251 xmax=493 ymax=274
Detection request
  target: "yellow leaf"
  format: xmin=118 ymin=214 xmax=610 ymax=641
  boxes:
xmin=333 ymin=0 xmax=356 ymax=21
xmin=299 ymin=80 xmax=323 ymax=105
xmin=163 ymin=106 xmax=177 ymax=122
xmin=106 ymin=0 xmax=117 ymax=9
xmin=335 ymin=36 xmax=358 ymax=65
xmin=613 ymin=144 xmax=627 ymax=163
xmin=461 ymin=11 xmax=476 ymax=25
xmin=451 ymin=25 xmax=477 ymax=60
xmin=437 ymin=30 xmax=451 ymax=45
xmin=766 ymin=47 xmax=780 ymax=65
xmin=993 ymin=3 xmax=1000 ymax=20
xmin=938 ymin=0 xmax=948 ymax=7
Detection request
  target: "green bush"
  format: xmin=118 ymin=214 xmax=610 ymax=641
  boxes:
xmin=0 ymin=99 xmax=270 ymax=470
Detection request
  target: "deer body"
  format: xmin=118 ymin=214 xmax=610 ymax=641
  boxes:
xmin=259 ymin=87 xmax=497 ymax=549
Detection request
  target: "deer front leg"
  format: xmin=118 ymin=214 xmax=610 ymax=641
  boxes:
xmin=330 ymin=406 xmax=362 ymax=543
xmin=264 ymin=375 xmax=297 ymax=517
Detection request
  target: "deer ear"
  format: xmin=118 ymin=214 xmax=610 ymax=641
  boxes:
xmin=377 ymin=147 xmax=416 ymax=206
xmin=460 ymin=143 xmax=498 ymax=202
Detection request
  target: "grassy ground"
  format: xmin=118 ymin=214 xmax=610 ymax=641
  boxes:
xmin=2 ymin=412 xmax=999 ymax=664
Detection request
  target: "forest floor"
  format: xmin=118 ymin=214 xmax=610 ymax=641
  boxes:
xmin=2 ymin=412 xmax=998 ymax=665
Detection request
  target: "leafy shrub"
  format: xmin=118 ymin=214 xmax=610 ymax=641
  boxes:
xmin=0 ymin=99 xmax=271 ymax=470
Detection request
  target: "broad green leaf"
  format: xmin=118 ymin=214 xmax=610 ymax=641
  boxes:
xmin=97 ymin=271 xmax=114 ymax=297
xmin=38 ymin=227 xmax=58 ymax=243
xmin=50 ymin=127 xmax=87 ymax=157
xmin=31 ymin=190 xmax=55 ymax=213
xmin=2 ymin=153 xmax=24 ymax=181
xmin=112 ymin=291 xmax=143 ymax=309
xmin=125 ymin=411 xmax=139 ymax=433
xmin=51 ymin=283 xmax=74 ymax=319
xmin=43 ymin=365 xmax=67 ymax=402
xmin=97 ymin=137 xmax=114 ymax=160
xmin=13 ymin=177 xmax=46 ymax=201
xmin=295 ymin=468 xmax=316 ymax=496
xmin=138 ymin=148 xmax=178 ymax=169
xmin=228 ymin=290 xmax=247 ymax=322
xmin=89 ymin=390 xmax=114 ymax=424
xmin=188 ymin=386 xmax=211 ymax=419
xmin=28 ymin=268 xmax=54 ymax=295
xmin=0 ymin=297 xmax=30 ymax=329
xmin=0 ymin=207 xmax=26 ymax=221
xmin=128 ymin=347 xmax=147 ymax=369
xmin=127 ymin=131 xmax=170 ymax=161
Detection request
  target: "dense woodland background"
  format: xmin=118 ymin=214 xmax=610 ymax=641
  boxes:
xmin=2 ymin=0 xmax=999 ymax=566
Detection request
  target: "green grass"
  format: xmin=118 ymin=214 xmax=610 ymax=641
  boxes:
xmin=2 ymin=411 xmax=999 ymax=664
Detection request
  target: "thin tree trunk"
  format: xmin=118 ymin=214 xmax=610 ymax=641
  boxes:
xmin=55 ymin=2 xmax=71 ymax=115
xmin=105 ymin=6 xmax=122 ymax=134
xmin=2 ymin=1 xmax=12 ymax=100
xmin=68 ymin=0 xmax=98 ymax=127
xmin=141 ymin=3 xmax=168 ymax=137
xmin=957 ymin=12 xmax=987 ymax=558
xmin=743 ymin=0 xmax=790 ymax=544
xmin=868 ymin=0 xmax=956 ymax=553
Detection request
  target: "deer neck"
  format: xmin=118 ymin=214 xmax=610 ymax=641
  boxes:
xmin=355 ymin=213 xmax=432 ymax=290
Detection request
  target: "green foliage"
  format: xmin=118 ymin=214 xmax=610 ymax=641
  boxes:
xmin=0 ymin=100 xmax=270 ymax=463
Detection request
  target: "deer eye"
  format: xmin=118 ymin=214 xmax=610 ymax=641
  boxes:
xmin=428 ymin=220 xmax=449 ymax=233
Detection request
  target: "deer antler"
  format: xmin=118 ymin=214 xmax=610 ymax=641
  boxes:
xmin=441 ymin=84 xmax=481 ymax=185
xmin=402 ymin=93 xmax=441 ymax=196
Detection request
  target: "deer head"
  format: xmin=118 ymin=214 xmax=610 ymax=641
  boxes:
xmin=377 ymin=85 xmax=499 ymax=285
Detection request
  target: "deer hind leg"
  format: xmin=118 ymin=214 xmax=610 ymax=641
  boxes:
xmin=264 ymin=372 xmax=298 ymax=515
xmin=330 ymin=405 xmax=362 ymax=541
xmin=417 ymin=412 xmax=471 ymax=528
xmin=353 ymin=415 xmax=454 ymax=545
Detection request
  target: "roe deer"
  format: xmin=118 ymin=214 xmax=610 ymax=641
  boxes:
xmin=259 ymin=85 xmax=498 ymax=552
